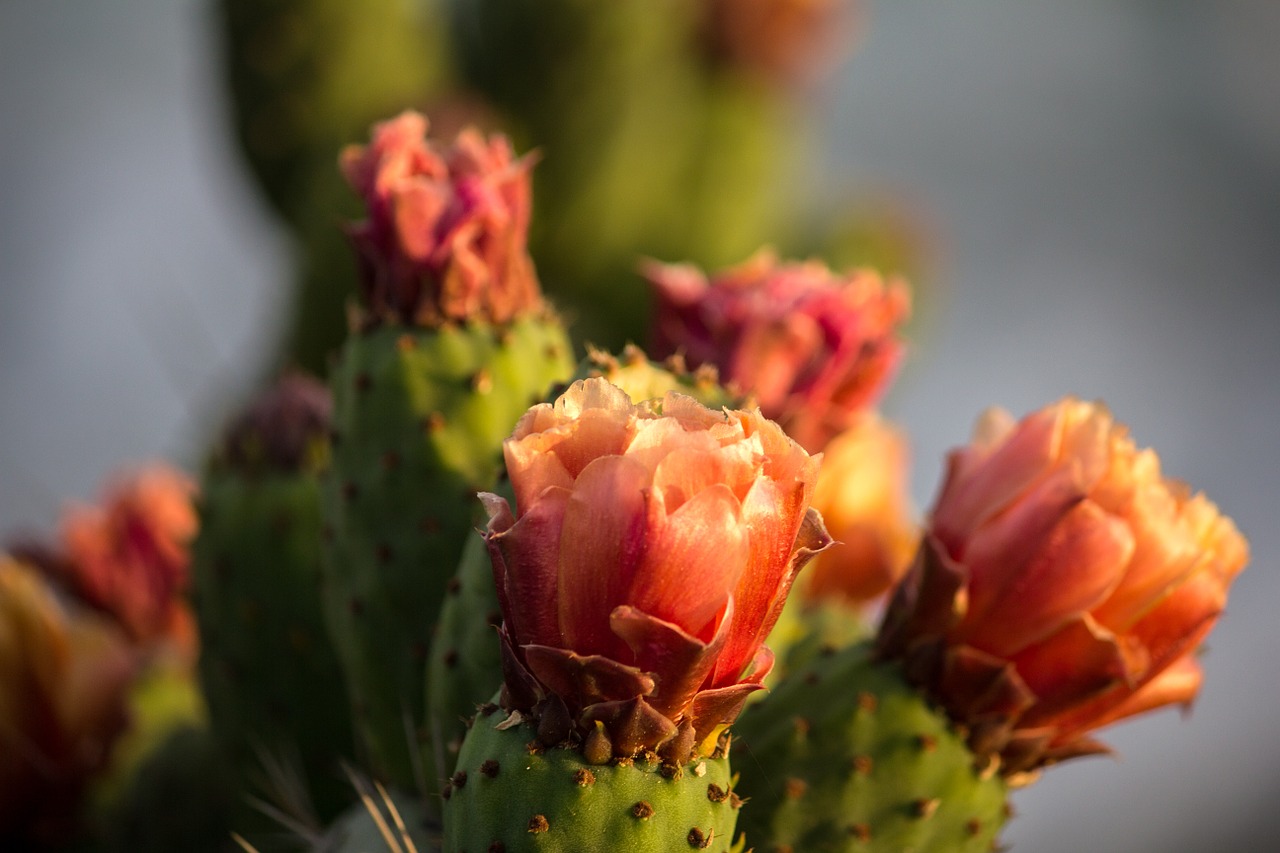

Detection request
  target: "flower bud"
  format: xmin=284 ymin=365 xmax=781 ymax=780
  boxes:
xmin=341 ymin=110 xmax=542 ymax=327
xmin=60 ymin=465 xmax=198 ymax=658
xmin=483 ymin=378 xmax=830 ymax=761
xmin=877 ymin=399 xmax=1248 ymax=777
xmin=803 ymin=413 xmax=918 ymax=605
xmin=645 ymin=250 xmax=910 ymax=453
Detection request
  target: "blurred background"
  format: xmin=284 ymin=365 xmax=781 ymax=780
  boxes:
xmin=2 ymin=1 xmax=1277 ymax=849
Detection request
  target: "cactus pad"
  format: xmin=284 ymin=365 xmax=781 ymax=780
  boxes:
xmin=443 ymin=710 xmax=742 ymax=852
xmin=732 ymin=640 xmax=1007 ymax=852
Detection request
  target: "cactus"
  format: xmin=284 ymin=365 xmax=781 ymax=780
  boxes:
xmin=443 ymin=709 xmax=742 ymax=853
xmin=98 ymin=725 xmax=239 ymax=853
xmin=192 ymin=373 xmax=357 ymax=824
xmin=423 ymin=346 xmax=741 ymax=792
xmin=732 ymin=640 xmax=1008 ymax=853
xmin=322 ymin=114 xmax=574 ymax=788
xmin=218 ymin=0 xmax=450 ymax=371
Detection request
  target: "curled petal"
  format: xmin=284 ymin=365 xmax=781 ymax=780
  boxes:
xmin=610 ymin=605 xmax=723 ymax=720
xmin=486 ymin=487 xmax=569 ymax=649
xmin=522 ymin=645 xmax=655 ymax=713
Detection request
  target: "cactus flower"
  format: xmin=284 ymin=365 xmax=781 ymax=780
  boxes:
xmin=483 ymin=378 xmax=830 ymax=761
xmin=60 ymin=465 xmax=198 ymax=658
xmin=1 ymin=557 xmax=135 ymax=843
xmin=804 ymin=413 xmax=918 ymax=605
xmin=877 ymin=399 xmax=1248 ymax=776
xmin=341 ymin=110 xmax=542 ymax=327
xmin=700 ymin=0 xmax=864 ymax=84
xmin=645 ymin=250 xmax=910 ymax=453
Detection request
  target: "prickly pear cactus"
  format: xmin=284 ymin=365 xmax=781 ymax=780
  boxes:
xmin=443 ymin=709 xmax=742 ymax=852
xmin=325 ymin=315 xmax=572 ymax=788
xmin=192 ymin=374 xmax=356 ymax=822
xmin=732 ymin=640 xmax=1008 ymax=853
xmin=763 ymin=596 xmax=873 ymax=689
xmin=423 ymin=346 xmax=739 ymax=792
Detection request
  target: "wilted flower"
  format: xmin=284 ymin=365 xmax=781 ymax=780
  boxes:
xmin=877 ymin=399 xmax=1248 ymax=777
xmin=645 ymin=249 xmax=910 ymax=453
xmin=342 ymin=110 xmax=542 ymax=327
xmin=0 ymin=557 xmax=135 ymax=843
xmin=60 ymin=465 xmax=198 ymax=657
xmin=700 ymin=0 xmax=864 ymax=85
xmin=483 ymin=378 xmax=830 ymax=762
xmin=803 ymin=413 xmax=918 ymax=605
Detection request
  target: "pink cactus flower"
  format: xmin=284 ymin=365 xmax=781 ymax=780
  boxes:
xmin=803 ymin=413 xmax=918 ymax=606
xmin=341 ymin=110 xmax=542 ymax=327
xmin=877 ymin=399 xmax=1248 ymax=777
xmin=0 ymin=558 xmax=135 ymax=844
xmin=60 ymin=465 xmax=198 ymax=658
xmin=483 ymin=378 xmax=830 ymax=761
xmin=645 ymin=250 xmax=910 ymax=454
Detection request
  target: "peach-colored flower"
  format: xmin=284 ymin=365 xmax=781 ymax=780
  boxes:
xmin=645 ymin=250 xmax=910 ymax=454
xmin=700 ymin=0 xmax=864 ymax=85
xmin=877 ymin=399 xmax=1248 ymax=776
xmin=342 ymin=110 xmax=542 ymax=327
xmin=803 ymin=413 xmax=918 ymax=605
xmin=483 ymin=378 xmax=830 ymax=761
xmin=60 ymin=465 xmax=198 ymax=657
xmin=0 ymin=558 xmax=135 ymax=843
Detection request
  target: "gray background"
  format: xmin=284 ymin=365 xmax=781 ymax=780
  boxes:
xmin=2 ymin=1 xmax=1277 ymax=850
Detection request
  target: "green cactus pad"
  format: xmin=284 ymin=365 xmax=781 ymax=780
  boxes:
xmin=443 ymin=711 xmax=742 ymax=852
xmin=193 ymin=470 xmax=356 ymax=822
xmin=763 ymin=596 xmax=873 ymax=690
xmin=324 ymin=315 xmax=572 ymax=788
xmin=732 ymin=640 xmax=1008 ymax=853
xmin=424 ymin=347 xmax=739 ymax=793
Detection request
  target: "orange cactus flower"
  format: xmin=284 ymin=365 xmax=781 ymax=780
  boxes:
xmin=483 ymin=378 xmax=830 ymax=762
xmin=803 ymin=413 xmax=918 ymax=606
xmin=877 ymin=399 xmax=1248 ymax=777
xmin=645 ymin=250 xmax=910 ymax=454
xmin=0 ymin=558 xmax=135 ymax=844
xmin=341 ymin=110 xmax=542 ymax=327
xmin=60 ymin=465 xmax=198 ymax=658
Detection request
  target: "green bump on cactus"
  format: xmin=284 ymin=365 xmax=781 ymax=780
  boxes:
xmin=193 ymin=374 xmax=356 ymax=823
xmin=732 ymin=640 xmax=1008 ymax=853
xmin=424 ymin=346 xmax=740 ymax=791
xmin=443 ymin=711 xmax=742 ymax=853
xmin=325 ymin=316 xmax=572 ymax=788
